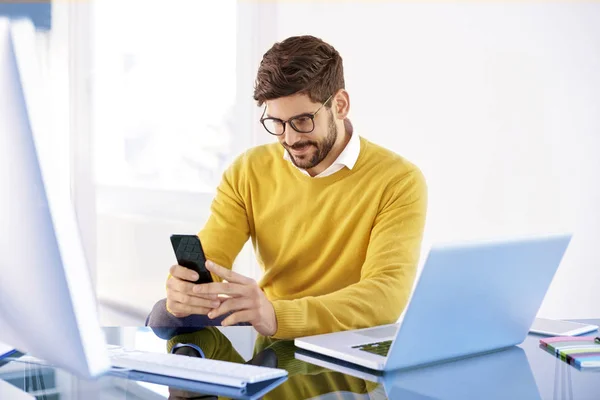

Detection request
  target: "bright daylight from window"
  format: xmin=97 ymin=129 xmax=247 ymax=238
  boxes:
xmin=92 ymin=0 xmax=236 ymax=193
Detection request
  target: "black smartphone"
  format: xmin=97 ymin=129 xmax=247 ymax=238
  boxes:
xmin=170 ymin=234 xmax=213 ymax=284
xmin=170 ymin=234 xmax=252 ymax=327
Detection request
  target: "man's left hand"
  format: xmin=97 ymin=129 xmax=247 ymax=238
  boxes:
xmin=196 ymin=261 xmax=278 ymax=336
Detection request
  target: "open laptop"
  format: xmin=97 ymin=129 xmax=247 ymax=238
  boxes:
xmin=295 ymin=234 xmax=572 ymax=371
xmin=0 ymin=18 xmax=287 ymax=392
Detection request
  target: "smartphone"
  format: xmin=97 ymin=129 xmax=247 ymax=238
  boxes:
xmin=170 ymin=234 xmax=213 ymax=284
xmin=529 ymin=318 xmax=599 ymax=336
xmin=170 ymin=234 xmax=252 ymax=327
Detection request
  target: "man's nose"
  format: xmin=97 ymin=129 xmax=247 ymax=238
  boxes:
xmin=284 ymin=127 xmax=303 ymax=146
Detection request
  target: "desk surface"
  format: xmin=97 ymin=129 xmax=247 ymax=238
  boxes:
xmin=0 ymin=320 xmax=598 ymax=399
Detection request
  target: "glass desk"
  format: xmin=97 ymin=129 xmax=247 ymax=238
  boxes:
xmin=0 ymin=320 xmax=598 ymax=399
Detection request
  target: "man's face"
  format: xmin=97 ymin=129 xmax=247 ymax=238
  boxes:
xmin=265 ymin=93 xmax=338 ymax=170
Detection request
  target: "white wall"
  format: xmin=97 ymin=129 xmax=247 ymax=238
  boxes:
xmin=275 ymin=2 xmax=600 ymax=319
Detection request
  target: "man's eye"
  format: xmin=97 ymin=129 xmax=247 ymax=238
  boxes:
xmin=293 ymin=117 xmax=312 ymax=126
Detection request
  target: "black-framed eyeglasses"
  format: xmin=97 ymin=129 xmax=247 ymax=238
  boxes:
xmin=260 ymin=95 xmax=333 ymax=136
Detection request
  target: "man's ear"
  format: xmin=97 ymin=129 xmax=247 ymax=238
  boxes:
xmin=332 ymin=89 xmax=350 ymax=120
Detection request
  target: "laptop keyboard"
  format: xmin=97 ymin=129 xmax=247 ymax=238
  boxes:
xmin=353 ymin=340 xmax=393 ymax=357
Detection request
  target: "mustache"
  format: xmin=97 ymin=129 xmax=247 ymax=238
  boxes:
xmin=284 ymin=141 xmax=318 ymax=150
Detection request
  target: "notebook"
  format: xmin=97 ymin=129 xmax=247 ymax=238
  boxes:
xmin=539 ymin=336 xmax=600 ymax=368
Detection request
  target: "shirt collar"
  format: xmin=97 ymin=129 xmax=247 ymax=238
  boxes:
xmin=283 ymin=132 xmax=360 ymax=173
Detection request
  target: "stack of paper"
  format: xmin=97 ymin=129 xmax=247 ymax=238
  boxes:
xmin=539 ymin=336 xmax=600 ymax=368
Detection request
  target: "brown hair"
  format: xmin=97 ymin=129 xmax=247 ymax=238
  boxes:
xmin=253 ymin=35 xmax=345 ymax=106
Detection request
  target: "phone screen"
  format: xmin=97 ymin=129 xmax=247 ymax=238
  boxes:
xmin=170 ymin=234 xmax=213 ymax=284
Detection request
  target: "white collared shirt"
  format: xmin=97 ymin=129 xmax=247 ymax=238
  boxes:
xmin=283 ymin=133 xmax=360 ymax=178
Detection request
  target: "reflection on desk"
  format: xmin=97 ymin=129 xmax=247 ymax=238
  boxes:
xmin=160 ymin=327 xmax=380 ymax=399
xmin=298 ymin=346 xmax=541 ymax=399
xmin=158 ymin=322 xmax=600 ymax=400
xmin=1 ymin=323 xmax=599 ymax=399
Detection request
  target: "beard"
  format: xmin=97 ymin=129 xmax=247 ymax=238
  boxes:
xmin=284 ymin=110 xmax=338 ymax=170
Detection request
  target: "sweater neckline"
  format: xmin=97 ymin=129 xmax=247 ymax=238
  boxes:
xmin=287 ymin=137 xmax=369 ymax=185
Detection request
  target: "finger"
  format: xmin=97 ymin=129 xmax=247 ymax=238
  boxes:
xmin=165 ymin=299 xmax=189 ymax=318
xmin=205 ymin=261 xmax=254 ymax=285
xmin=167 ymin=300 xmax=212 ymax=316
xmin=208 ymin=297 xmax=253 ymax=320
xmin=167 ymin=274 xmax=196 ymax=293
xmin=222 ymin=310 xmax=255 ymax=327
xmin=170 ymin=291 xmax=221 ymax=309
xmin=167 ymin=277 xmax=219 ymax=300
xmin=166 ymin=300 xmax=189 ymax=318
xmin=193 ymin=281 xmax=251 ymax=297
xmin=170 ymin=264 xmax=200 ymax=282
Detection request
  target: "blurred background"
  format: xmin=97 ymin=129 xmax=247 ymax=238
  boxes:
xmin=2 ymin=0 xmax=598 ymax=326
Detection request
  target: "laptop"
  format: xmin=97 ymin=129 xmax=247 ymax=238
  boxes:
xmin=295 ymin=235 xmax=572 ymax=371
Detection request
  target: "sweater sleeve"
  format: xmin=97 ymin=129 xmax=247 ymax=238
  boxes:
xmin=271 ymin=168 xmax=427 ymax=339
xmin=198 ymin=153 xmax=251 ymax=282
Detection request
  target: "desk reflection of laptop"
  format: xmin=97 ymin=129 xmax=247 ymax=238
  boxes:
xmin=297 ymin=346 xmax=541 ymax=400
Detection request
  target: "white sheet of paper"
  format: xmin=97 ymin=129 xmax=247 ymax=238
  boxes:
xmin=0 ymin=380 xmax=35 ymax=399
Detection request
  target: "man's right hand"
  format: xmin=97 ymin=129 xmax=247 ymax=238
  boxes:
xmin=166 ymin=265 xmax=221 ymax=318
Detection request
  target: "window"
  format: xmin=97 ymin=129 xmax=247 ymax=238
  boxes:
xmin=92 ymin=0 xmax=238 ymax=193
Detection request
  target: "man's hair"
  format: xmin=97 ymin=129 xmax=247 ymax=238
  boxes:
xmin=253 ymin=35 xmax=345 ymax=107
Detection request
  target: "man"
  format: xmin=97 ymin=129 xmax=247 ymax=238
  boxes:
xmin=163 ymin=35 xmax=427 ymax=339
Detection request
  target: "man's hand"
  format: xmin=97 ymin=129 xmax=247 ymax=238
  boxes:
xmin=197 ymin=261 xmax=278 ymax=336
xmin=166 ymin=265 xmax=221 ymax=318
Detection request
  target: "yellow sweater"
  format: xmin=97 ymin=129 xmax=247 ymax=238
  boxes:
xmin=199 ymin=136 xmax=427 ymax=339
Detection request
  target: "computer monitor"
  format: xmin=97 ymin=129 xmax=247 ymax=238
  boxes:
xmin=0 ymin=18 xmax=110 ymax=378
